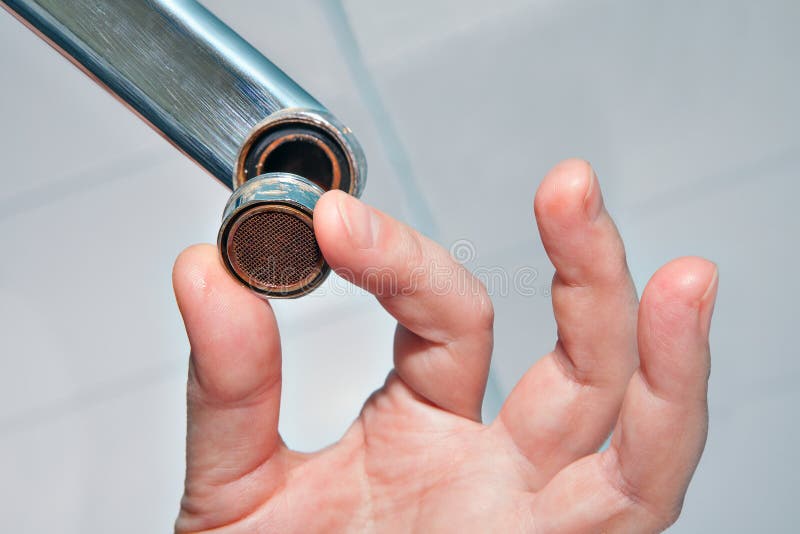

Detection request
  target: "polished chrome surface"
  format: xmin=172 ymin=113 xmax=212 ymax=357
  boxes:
xmin=218 ymin=172 xmax=329 ymax=299
xmin=221 ymin=172 xmax=326 ymax=219
xmin=0 ymin=0 xmax=359 ymax=189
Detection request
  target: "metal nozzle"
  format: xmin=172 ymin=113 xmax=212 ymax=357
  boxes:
xmin=219 ymin=173 xmax=328 ymax=299
xmin=220 ymin=109 xmax=366 ymax=299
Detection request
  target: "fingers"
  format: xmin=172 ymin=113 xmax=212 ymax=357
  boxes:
xmin=532 ymin=257 xmax=718 ymax=533
xmin=173 ymin=244 xmax=285 ymax=532
xmin=498 ymin=160 xmax=639 ymax=482
xmin=607 ymin=257 xmax=716 ymax=513
xmin=314 ymin=191 xmax=494 ymax=421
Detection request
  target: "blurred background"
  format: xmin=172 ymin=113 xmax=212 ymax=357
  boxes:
xmin=0 ymin=0 xmax=797 ymax=531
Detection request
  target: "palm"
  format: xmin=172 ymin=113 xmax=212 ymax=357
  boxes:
xmin=245 ymin=377 xmax=528 ymax=533
xmin=173 ymin=161 xmax=717 ymax=534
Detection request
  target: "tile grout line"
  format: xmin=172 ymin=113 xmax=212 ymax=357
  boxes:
xmin=0 ymin=359 xmax=187 ymax=438
xmin=0 ymin=145 xmax=173 ymax=222
xmin=478 ymin=144 xmax=800 ymax=263
xmin=321 ymin=0 xmax=438 ymax=239
xmin=322 ymin=0 xmax=516 ymax=414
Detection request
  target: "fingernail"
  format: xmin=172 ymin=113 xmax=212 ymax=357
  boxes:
xmin=583 ymin=167 xmax=603 ymax=221
xmin=699 ymin=265 xmax=719 ymax=336
xmin=701 ymin=266 xmax=719 ymax=302
xmin=337 ymin=194 xmax=377 ymax=249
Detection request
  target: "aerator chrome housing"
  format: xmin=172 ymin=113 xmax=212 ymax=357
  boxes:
xmin=218 ymin=173 xmax=328 ymax=299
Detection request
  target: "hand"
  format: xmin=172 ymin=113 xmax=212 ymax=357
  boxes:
xmin=172 ymin=160 xmax=718 ymax=533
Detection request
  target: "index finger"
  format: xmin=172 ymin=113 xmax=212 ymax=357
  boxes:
xmin=314 ymin=191 xmax=494 ymax=421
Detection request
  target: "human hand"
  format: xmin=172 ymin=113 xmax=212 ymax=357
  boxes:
xmin=173 ymin=160 xmax=718 ymax=533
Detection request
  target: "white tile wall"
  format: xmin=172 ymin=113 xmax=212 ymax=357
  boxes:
xmin=0 ymin=0 xmax=797 ymax=532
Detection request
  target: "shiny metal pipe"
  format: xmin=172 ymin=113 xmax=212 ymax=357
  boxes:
xmin=0 ymin=0 xmax=366 ymax=193
xmin=2 ymin=0 xmax=368 ymax=298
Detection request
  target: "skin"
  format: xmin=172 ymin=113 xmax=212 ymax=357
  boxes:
xmin=172 ymin=160 xmax=718 ymax=533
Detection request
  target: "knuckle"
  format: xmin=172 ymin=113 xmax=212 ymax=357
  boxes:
xmin=399 ymin=228 xmax=427 ymax=279
xmin=399 ymin=232 xmax=428 ymax=296
xmin=472 ymin=279 xmax=495 ymax=330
